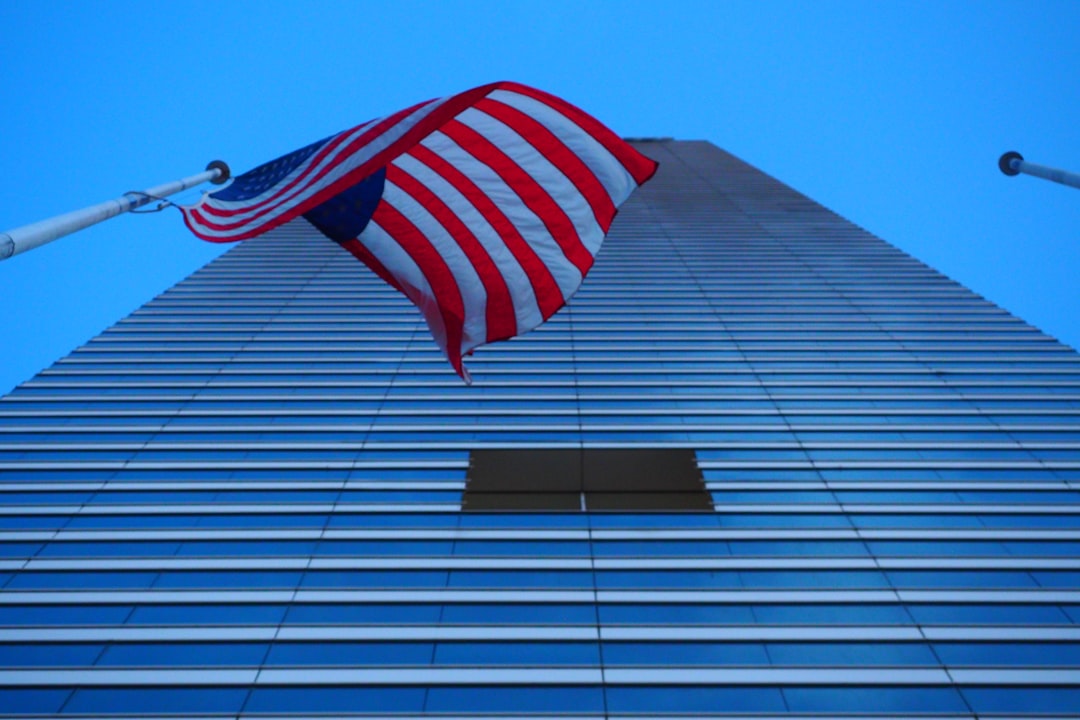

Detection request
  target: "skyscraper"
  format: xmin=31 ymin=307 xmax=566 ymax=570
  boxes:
xmin=2 ymin=140 xmax=1079 ymax=717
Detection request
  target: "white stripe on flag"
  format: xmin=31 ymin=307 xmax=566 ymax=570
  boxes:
xmin=390 ymin=153 xmax=543 ymax=336
xmin=455 ymin=107 xmax=605 ymax=254
xmin=488 ymin=89 xmax=637 ymax=206
xmin=380 ymin=177 xmax=488 ymax=350
xmin=418 ymin=130 xmax=583 ymax=303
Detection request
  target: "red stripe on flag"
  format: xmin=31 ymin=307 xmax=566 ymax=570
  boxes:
xmin=182 ymin=207 xmax=242 ymax=244
xmin=440 ymin=119 xmax=594 ymax=278
xmin=386 ymin=164 xmax=517 ymax=343
xmin=371 ymin=202 xmax=468 ymax=377
xmin=498 ymin=82 xmax=658 ymax=185
xmin=475 ymin=97 xmax=617 ymax=231
xmin=406 ymin=144 xmax=565 ymax=320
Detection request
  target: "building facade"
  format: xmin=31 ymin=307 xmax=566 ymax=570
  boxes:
xmin=2 ymin=140 xmax=1080 ymax=717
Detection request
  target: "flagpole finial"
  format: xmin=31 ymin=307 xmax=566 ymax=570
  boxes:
xmin=206 ymin=160 xmax=231 ymax=185
xmin=998 ymin=151 xmax=1080 ymax=191
xmin=999 ymin=151 xmax=1023 ymax=177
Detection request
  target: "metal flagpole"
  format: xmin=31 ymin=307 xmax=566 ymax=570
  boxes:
xmin=998 ymin=151 xmax=1080 ymax=191
xmin=0 ymin=160 xmax=231 ymax=262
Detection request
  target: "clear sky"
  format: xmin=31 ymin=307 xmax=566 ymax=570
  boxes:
xmin=2 ymin=1 xmax=1078 ymax=395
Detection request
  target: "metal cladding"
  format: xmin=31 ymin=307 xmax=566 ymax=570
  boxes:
xmin=1 ymin=141 xmax=1080 ymax=717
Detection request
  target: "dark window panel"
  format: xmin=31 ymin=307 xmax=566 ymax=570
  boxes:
xmin=246 ymin=688 xmax=426 ymax=714
xmin=97 ymin=642 xmax=268 ymax=666
xmin=266 ymin=642 xmax=433 ymax=666
xmin=0 ymin=643 xmax=104 ymax=667
xmin=607 ymin=686 xmax=787 ymax=714
xmin=65 ymin=687 xmax=250 ymax=715
xmin=464 ymin=448 xmax=710 ymax=511
xmin=784 ymin=686 xmax=969 ymax=713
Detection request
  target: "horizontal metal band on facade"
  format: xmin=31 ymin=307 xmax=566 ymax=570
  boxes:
xmin=196 ymin=715 xmax=977 ymax=720
xmin=9 ymin=557 xmax=1080 ymax=572
xmin=708 ymin=481 xmax=1080 ymax=490
xmin=0 ymin=431 xmax=1075 ymax=442
xmin=5 ymin=624 xmax=1080 ymax=643
xmin=21 ymin=382 xmax=1080 ymax=392
xmin=135 ymin=303 xmax=993 ymax=310
xmin=118 ymin=320 xmax=1040 ymax=330
xmin=0 ymin=667 xmax=606 ymax=686
xmin=8 ymin=557 xmax=598 ymax=571
xmin=0 ymin=481 xmax=464 ymax=492
xmin=698 ymin=506 xmax=1080 ymax=516
xmin=81 ymin=328 xmax=1070 ymax=340
xmin=113 ymin=303 xmax=1031 ymax=312
xmin=31 ymin=367 xmax=1080 ymax=377
xmin=9 ymin=441 xmax=1080 ymax=451
xmin=60 ymin=361 xmax=1075 ymax=373
xmin=133 ymin=288 xmax=1028 ymax=296
xmin=0 ymin=503 xmax=462 ymax=516
xmin=30 ymin=364 xmax=1080 ymax=374
xmin=75 ymin=350 xmax=1057 ymax=359
xmin=98 ymin=325 xmax=1046 ymax=335
xmin=7 ymin=528 xmax=1080 ymax=541
xmin=0 ymin=529 xmax=592 ymax=541
xmin=3 ymin=424 xmax=1080 ymax=437
xmin=140 ymin=288 xmax=1037 ymax=296
xmin=56 ymin=349 xmax=1077 ymax=361
xmin=7 ymin=503 xmax=1080 ymax=519
xmin=2 ymin=440 xmax=1080 ymax=451
xmin=90 ymin=313 xmax=1054 ymax=321
xmin=5 ymin=589 xmax=1080 ymax=605
xmin=601 ymin=625 xmax=1080 ymax=641
xmin=65 ymin=349 xmax=1062 ymax=360
xmin=71 ymin=340 xmax=1066 ymax=352
xmin=0 ymin=460 xmax=467 ymax=470
xmin=0 ymin=625 xmax=600 ymax=642
xmin=7 ymin=389 xmax=1078 ymax=403
xmin=101 ymin=325 xmax=1045 ymax=338
xmin=1 ymin=481 xmax=1077 ymax=494
xmin=8 ymin=405 xmax=1080 ymax=416
xmin=11 ymin=376 xmax=1080 ymax=388
xmin=101 ymin=310 xmax=1040 ymax=318
xmin=10 ymin=459 xmax=1078 ymax=471
xmin=3 ymin=667 xmax=1080 ymax=688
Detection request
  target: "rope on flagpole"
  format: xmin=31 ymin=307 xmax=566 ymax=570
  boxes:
xmin=0 ymin=160 xmax=231 ymax=261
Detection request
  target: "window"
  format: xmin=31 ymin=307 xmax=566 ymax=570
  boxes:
xmin=66 ymin=688 xmax=250 ymax=715
xmin=463 ymin=449 xmax=711 ymax=511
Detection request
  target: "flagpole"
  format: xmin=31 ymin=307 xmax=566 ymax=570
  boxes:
xmin=998 ymin=151 xmax=1080 ymax=191
xmin=0 ymin=160 xmax=231 ymax=261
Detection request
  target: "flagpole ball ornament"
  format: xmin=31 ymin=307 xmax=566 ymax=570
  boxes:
xmin=999 ymin=151 xmax=1023 ymax=176
xmin=206 ymin=160 xmax=232 ymax=184
xmin=179 ymin=81 xmax=659 ymax=382
xmin=997 ymin=150 xmax=1080 ymax=191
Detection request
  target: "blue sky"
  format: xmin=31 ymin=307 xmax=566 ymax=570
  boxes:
xmin=2 ymin=1 xmax=1078 ymax=395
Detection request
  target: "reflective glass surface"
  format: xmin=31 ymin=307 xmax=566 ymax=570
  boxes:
xmin=3 ymin=140 xmax=1079 ymax=718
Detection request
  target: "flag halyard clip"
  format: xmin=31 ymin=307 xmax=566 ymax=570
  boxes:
xmin=126 ymin=191 xmax=176 ymax=214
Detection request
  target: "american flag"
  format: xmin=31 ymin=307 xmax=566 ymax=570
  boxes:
xmin=181 ymin=81 xmax=657 ymax=381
